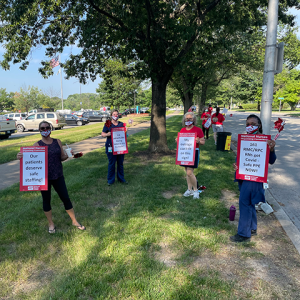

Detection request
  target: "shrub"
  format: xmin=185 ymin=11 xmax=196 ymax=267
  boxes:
xmin=242 ymin=103 xmax=258 ymax=110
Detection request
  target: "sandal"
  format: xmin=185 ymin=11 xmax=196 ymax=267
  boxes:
xmin=48 ymin=226 xmax=56 ymax=234
xmin=73 ymin=223 xmax=86 ymax=231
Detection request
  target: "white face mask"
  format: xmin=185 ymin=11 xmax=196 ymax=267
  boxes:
xmin=112 ymin=115 xmax=118 ymax=121
xmin=185 ymin=121 xmax=193 ymax=126
xmin=246 ymin=125 xmax=259 ymax=134
xmin=41 ymin=130 xmax=51 ymax=137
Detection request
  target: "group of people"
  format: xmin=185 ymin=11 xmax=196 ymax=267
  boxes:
xmin=17 ymin=107 xmax=276 ymax=244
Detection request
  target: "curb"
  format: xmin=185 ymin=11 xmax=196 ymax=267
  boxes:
xmin=230 ymin=140 xmax=300 ymax=255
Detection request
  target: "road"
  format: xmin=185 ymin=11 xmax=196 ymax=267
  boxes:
xmin=8 ymin=121 xmax=104 ymax=139
xmin=225 ymin=111 xmax=300 ymax=232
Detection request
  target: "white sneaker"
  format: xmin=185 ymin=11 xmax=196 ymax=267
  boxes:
xmin=193 ymin=190 xmax=200 ymax=199
xmin=183 ymin=189 xmax=193 ymax=197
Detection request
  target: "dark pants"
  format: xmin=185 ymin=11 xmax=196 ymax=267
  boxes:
xmin=202 ymin=125 xmax=209 ymax=139
xmin=41 ymin=176 xmax=73 ymax=212
xmin=106 ymin=152 xmax=125 ymax=184
xmin=237 ymin=181 xmax=262 ymax=238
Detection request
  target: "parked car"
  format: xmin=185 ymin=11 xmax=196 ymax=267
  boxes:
xmin=4 ymin=113 xmax=27 ymax=121
xmin=140 ymin=107 xmax=149 ymax=113
xmin=82 ymin=111 xmax=104 ymax=122
xmin=0 ymin=115 xmax=16 ymax=139
xmin=95 ymin=111 xmax=109 ymax=122
xmin=16 ymin=112 xmax=66 ymax=132
xmin=63 ymin=114 xmax=89 ymax=126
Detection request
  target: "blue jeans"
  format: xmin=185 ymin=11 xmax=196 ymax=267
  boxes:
xmin=106 ymin=152 xmax=125 ymax=184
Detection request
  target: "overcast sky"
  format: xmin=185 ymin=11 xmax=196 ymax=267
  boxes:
xmin=1 ymin=8 xmax=299 ymax=98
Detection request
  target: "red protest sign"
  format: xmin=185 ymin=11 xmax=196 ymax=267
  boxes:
xmin=111 ymin=127 xmax=128 ymax=155
xmin=236 ymin=134 xmax=271 ymax=183
xmin=20 ymin=147 xmax=48 ymax=191
xmin=175 ymin=132 xmax=196 ymax=165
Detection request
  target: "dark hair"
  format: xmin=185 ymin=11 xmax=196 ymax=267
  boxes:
xmin=246 ymin=114 xmax=263 ymax=133
xmin=216 ymin=107 xmax=220 ymax=117
xmin=110 ymin=109 xmax=119 ymax=120
xmin=38 ymin=121 xmax=51 ymax=130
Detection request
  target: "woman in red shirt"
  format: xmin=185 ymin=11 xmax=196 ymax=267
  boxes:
xmin=176 ymin=112 xmax=205 ymax=199
xmin=211 ymin=107 xmax=226 ymax=145
xmin=200 ymin=108 xmax=211 ymax=139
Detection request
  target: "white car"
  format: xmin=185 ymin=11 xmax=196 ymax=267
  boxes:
xmin=5 ymin=113 xmax=27 ymax=121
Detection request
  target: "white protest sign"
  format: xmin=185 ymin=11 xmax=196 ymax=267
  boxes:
xmin=176 ymin=132 xmax=196 ymax=165
xmin=20 ymin=147 xmax=48 ymax=191
xmin=236 ymin=134 xmax=271 ymax=183
xmin=111 ymin=127 xmax=128 ymax=155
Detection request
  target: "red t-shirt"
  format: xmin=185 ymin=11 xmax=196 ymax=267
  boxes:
xmin=211 ymin=113 xmax=225 ymax=125
xmin=180 ymin=126 xmax=204 ymax=148
xmin=201 ymin=112 xmax=211 ymax=126
xmin=208 ymin=107 xmax=213 ymax=114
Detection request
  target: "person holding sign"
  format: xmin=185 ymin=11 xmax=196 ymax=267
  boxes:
xmin=230 ymin=115 xmax=276 ymax=243
xmin=176 ymin=112 xmax=205 ymax=199
xmin=101 ymin=109 xmax=128 ymax=186
xmin=211 ymin=107 xmax=225 ymax=145
xmin=17 ymin=121 xmax=85 ymax=234
xmin=200 ymin=108 xmax=211 ymax=139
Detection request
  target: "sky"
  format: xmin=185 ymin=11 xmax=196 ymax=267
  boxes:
xmin=1 ymin=7 xmax=300 ymax=99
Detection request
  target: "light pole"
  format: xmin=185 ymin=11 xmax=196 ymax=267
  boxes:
xmin=260 ymin=0 xmax=279 ymax=135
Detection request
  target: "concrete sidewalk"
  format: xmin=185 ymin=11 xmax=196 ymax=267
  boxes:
xmin=228 ymin=110 xmax=300 ymax=255
xmin=0 ymin=113 xmax=180 ymax=191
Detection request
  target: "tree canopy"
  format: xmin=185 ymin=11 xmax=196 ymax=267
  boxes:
xmin=1 ymin=0 xmax=299 ymax=150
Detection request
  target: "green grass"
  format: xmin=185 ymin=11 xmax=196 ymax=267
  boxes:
xmin=0 ymin=115 xmax=151 ymax=164
xmin=1 ymin=116 xmax=257 ymax=299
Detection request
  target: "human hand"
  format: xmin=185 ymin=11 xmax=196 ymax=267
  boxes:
xmin=233 ymin=163 xmax=238 ymax=171
xmin=196 ymin=137 xmax=200 ymax=143
xmin=267 ymin=140 xmax=276 ymax=152
xmin=175 ymin=137 xmax=177 ymax=143
xmin=17 ymin=152 xmax=23 ymax=160
xmin=107 ymin=132 xmax=111 ymax=137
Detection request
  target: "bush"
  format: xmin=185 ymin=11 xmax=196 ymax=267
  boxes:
xmin=241 ymin=103 xmax=258 ymax=110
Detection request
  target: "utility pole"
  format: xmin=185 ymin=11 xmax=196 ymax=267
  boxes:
xmin=260 ymin=0 xmax=279 ymax=135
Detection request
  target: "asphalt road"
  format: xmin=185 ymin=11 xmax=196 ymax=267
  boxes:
xmin=8 ymin=121 xmax=104 ymax=139
xmin=224 ymin=111 xmax=300 ymax=232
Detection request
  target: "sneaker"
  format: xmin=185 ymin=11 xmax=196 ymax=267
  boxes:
xmin=183 ymin=189 xmax=193 ymax=197
xmin=193 ymin=190 xmax=200 ymax=199
xmin=230 ymin=234 xmax=251 ymax=243
xmin=251 ymin=229 xmax=257 ymax=236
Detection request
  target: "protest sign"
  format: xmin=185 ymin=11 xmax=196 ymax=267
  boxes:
xmin=20 ymin=147 xmax=48 ymax=191
xmin=176 ymin=132 xmax=196 ymax=165
xmin=111 ymin=127 xmax=128 ymax=155
xmin=236 ymin=134 xmax=271 ymax=183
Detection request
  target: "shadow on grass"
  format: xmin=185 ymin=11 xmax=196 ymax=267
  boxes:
xmin=1 ymin=116 xmax=299 ymax=299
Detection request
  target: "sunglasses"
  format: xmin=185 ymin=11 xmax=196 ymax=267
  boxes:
xmin=185 ymin=118 xmax=193 ymax=121
xmin=40 ymin=126 xmax=51 ymax=130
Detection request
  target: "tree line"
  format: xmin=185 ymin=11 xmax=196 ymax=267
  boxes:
xmin=1 ymin=0 xmax=299 ymax=151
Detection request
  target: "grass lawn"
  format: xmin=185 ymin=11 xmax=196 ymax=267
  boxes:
xmin=1 ymin=116 xmax=300 ymax=299
xmin=0 ymin=114 xmax=152 ymax=165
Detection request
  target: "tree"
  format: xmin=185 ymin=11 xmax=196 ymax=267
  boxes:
xmin=96 ymin=59 xmax=141 ymax=109
xmin=274 ymin=69 xmax=300 ymax=110
xmin=0 ymin=0 xmax=297 ymax=151
xmin=0 ymin=88 xmax=14 ymax=112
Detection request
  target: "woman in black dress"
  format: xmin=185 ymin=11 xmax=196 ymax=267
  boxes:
xmin=17 ymin=121 xmax=85 ymax=234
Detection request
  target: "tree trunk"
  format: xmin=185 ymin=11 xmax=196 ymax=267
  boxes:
xmin=149 ymin=79 xmax=170 ymax=152
xmin=257 ymin=101 xmax=260 ymax=111
xmin=199 ymin=83 xmax=208 ymax=115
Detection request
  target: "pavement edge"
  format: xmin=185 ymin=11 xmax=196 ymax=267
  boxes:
xmin=230 ymin=141 xmax=300 ymax=255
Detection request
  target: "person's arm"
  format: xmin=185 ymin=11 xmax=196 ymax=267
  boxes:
xmin=267 ymin=140 xmax=276 ymax=164
xmin=101 ymin=125 xmax=111 ymax=138
xmin=198 ymin=137 xmax=205 ymax=145
xmin=57 ymin=139 xmax=69 ymax=161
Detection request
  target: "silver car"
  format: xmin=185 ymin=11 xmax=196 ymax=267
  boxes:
xmin=16 ymin=112 xmax=66 ymax=132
